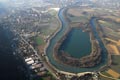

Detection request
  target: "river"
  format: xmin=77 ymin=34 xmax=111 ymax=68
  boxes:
xmin=46 ymin=8 xmax=108 ymax=73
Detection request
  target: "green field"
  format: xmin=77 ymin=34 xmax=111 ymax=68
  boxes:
xmin=35 ymin=36 xmax=44 ymax=45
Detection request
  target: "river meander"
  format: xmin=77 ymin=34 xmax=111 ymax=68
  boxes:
xmin=46 ymin=8 xmax=108 ymax=73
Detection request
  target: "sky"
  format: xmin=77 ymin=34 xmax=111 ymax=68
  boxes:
xmin=0 ymin=0 xmax=9 ymax=2
xmin=0 ymin=0 xmax=18 ymax=2
xmin=0 ymin=0 xmax=8 ymax=2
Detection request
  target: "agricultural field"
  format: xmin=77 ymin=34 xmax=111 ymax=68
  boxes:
xmin=110 ymin=55 xmax=120 ymax=73
xmin=101 ymin=72 xmax=112 ymax=77
xmin=100 ymin=55 xmax=120 ymax=79
xmin=67 ymin=8 xmax=94 ymax=17
xmin=107 ymin=44 xmax=120 ymax=55
xmin=106 ymin=69 xmax=120 ymax=78
xmin=100 ymin=68 xmax=120 ymax=79
xmin=99 ymin=20 xmax=120 ymax=40
xmin=35 ymin=36 xmax=44 ymax=45
xmin=67 ymin=15 xmax=89 ymax=23
xmin=99 ymin=72 xmax=114 ymax=80
xmin=101 ymin=16 xmax=120 ymax=23
xmin=40 ymin=10 xmax=60 ymax=36
xmin=99 ymin=20 xmax=120 ymax=31
xmin=67 ymin=8 xmax=91 ymax=23
xmin=40 ymin=17 xmax=60 ymax=36
xmin=99 ymin=76 xmax=114 ymax=80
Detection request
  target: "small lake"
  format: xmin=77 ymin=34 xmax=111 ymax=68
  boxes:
xmin=59 ymin=28 xmax=92 ymax=58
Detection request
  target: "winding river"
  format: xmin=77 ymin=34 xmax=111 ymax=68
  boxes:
xmin=46 ymin=8 xmax=108 ymax=73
